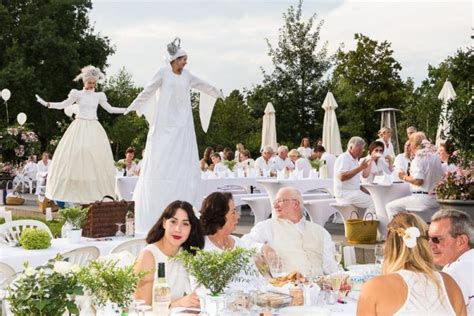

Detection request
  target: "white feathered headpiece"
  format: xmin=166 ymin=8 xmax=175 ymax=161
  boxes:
xmin=73 ymin=65 xmax=105 ymax=83
xmin=167 ymin=37 xmax=187 ymax=62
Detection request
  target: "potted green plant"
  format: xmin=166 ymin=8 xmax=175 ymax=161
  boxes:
xmin=175 ymin=247 xmax=255 ymax=316
xmin=223 ymin=160 xmax=238 ymax=172
xmin=7 ymin=256 xmax=83 ymax=316
xmin=19 ymin=227 xmax=51 ymax=249
xmin=59 ymin=207 xmax=88 ymax=242
xmin=77 ymin=259 xmax=145 ymax=315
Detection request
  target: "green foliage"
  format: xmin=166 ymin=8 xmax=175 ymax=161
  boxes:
xmin=7 ymin=256 xmax=83 ymax=316
xmin=77 ymin=259 xmax=146 ymax=309
xmin=247 ymin=0 xmax=332 ymax=145
xmin=331 ymin=33 xmax=408 ymax=144
xmin=309 ymin=158 xmax=322 ymax=171
xmin=59 ymin=207 xmax=88 ymax=229
xmin=223 ymin=160 xmax=238 ymax=171
xmin=0 ymin=0 xmax=114 ymax=153
xmin=175 ymin=247 xmax=256 ymax=296
xmin=19 ymin=227 xmax=51 ymax=250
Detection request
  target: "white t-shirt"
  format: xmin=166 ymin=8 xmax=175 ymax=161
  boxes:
xmin=320 ymin=152 xmax=336 ymax=179
xmin=297 ymin=147 xmax=313 ymax=159
xmin=442 ymin=249 xmax=474 ymax=315
xmin=270 ymin=156 xmax=294 ymax=171
xmin=254 ymin=156 xmax=273 ymax=173
xmin=393 ymin=153 xmax=410 ymax=180
xmin=334 ymin=151 xmax=361 ymax=197
xmin=409 ymin=151 xmax=443 ymax=193
xmin=213 ymin=162 xmax=228 ymax=173
xmin=294 ymin=158 xmax=311 ymax=178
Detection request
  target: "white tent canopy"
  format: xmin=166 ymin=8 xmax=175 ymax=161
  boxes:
xmin=321 ymin=92 xmax=343 ymax=156
xmin=435 ymin=80 xmax=457 ymax=146
xmin=261 ymin=102 xmax=277 ymax=152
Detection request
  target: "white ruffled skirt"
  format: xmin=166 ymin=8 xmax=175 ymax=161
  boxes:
xmin=46 ymin=118 xmax=115 ymax=204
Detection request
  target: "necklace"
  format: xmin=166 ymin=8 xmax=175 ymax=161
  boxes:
xmin=209 ymin=235 xmax=231 ymax=250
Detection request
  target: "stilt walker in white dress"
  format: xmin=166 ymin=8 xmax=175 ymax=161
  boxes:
xmin=125 ymin=38 xmax=223 ymax=233
xmin=35 ymin=66 xmax=126 ymax=204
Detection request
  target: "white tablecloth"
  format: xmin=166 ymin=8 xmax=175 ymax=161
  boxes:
xmin=362 ymin=182 xmax=411 ymax=237
xmin=115 ymin=176 xmax=138 ymax=201
xmin=0 ymin=236 xmax=143 ymax=273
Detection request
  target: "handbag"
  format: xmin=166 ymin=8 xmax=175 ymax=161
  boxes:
xmin=6 ymin=191 xmax=25 ymax=205
xmin=345 ymin=211 xmax=379 ymax=244
xmin=82 ymin=195 xmax=134 ymax=238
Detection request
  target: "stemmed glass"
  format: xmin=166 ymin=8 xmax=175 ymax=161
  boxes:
xmin=374 ymin=244 xmax=385 ymax=265
xmin=329 ymin=274 xmax=345 ymax=312
xmin=115 ymin=223 xmax=125 ymax=237
xmin=334 ymin=243 xmax=343 ymax=270
xmin=265 ymin=252 xmax=283 ymax=278
xmin=128 ymin=299 xmax=145 ymax=314
xmin=134 ymin=304 xmax=151 ymax=316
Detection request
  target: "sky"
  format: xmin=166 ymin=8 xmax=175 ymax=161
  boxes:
xmin=90 ymin=0 xmax=472 ymax=94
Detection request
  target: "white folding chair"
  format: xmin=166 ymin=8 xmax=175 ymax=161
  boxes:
xmin=0 ymin=262 xmax=16 ymax=289
xmin=0 ymin=220 xmax=53 ymax=245
xmin=60 ymin=246 xmax=100 ymax=266
xmin=109 ymin=238 xmax=147 ymax=258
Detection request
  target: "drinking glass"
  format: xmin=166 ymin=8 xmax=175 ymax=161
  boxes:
xmin=329 ymin=274 xmax=345 ymax=312
xmin=265 ymin=252 xmax=283 ymax=278
xmin=374 ymin=244 xmax=385 ymax=264
xmin=334 ymin=243 xmax=343 ymax=270
xmin=135 ymin=304 xmax=151 ymax=316
xmin=115 ymin=223 xmax=125 ymax=237
xmin=129 ymin=299 xmax=145 ymax=314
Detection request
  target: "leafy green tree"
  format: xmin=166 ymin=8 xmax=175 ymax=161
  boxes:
xmin=247 ymin=0 xmax=332 ymax=146
xmin=331 ymin=33 xmax=408 ymax=144
xmin=0 ymin=0 xmax=114 ymax=153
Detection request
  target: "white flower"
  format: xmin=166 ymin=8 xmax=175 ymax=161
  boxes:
xmin=54 ymin=261 xmax=72 ymax=275
xmin=403 ymin=227 xmax=421 ymax=248
xmin=24 ymin=267 xmax=36 ymax=276
xmin=71 ymin=264 xmax=81 ymax=273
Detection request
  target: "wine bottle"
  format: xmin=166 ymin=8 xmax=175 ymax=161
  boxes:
xmin=152 ymin=262 xmax=171 ymax=315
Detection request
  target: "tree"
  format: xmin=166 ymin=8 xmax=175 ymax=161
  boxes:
xmin=0 ymin=0 xmax=114 ymax=154
xmin=247 ymin=0 xmax=332 ymax=146
xmin=331 ymin=33 xmax=409 ymax=144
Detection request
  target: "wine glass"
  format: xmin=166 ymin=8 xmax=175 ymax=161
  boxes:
xmin=129 ymin=299 xmax=145 ymax=314
xmin=115 ymin=223 xmax=125 ymax=237
xmin=374 ymin=244 xmax=385 ymax=264
xmin=135 ymin=304 xmax=151 ymax=316
xmin=329 ymin=274 xmax=345 ymax=311
xmin=265 ymin=252 xmax=283 ymax=278
xmin=334 ymin=243 xmax=343 ymax=270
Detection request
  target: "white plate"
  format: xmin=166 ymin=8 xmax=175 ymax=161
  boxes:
xmin=278 ymin=306 xmax=332 ymax=315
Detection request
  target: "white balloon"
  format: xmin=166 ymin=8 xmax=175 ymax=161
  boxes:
xmin=1 ymin=89 xmax=11 ymax=101
xmin=17 ymin=112 xmax=27 ymax=125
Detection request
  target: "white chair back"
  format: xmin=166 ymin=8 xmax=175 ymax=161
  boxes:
xmin=0 ymin=262 xmax=16 ymax=290
xmin=61 ymin=246 xmax=100 ymax=266
xmin=0 ymin=220 xmax=53 ymax=245
xmin=109 ymin=238 xmax=147 ymax=258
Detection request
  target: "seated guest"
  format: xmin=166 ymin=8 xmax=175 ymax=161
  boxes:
xmin=393 ymin=141 xmax=411 ymax=181
xmin=376 ymin=127 xmax=395 ymax=159
xmin=438 ymin=143 xmax=456 ymax=174
xmin=199 ymin=146 xmax=214 ymax=172
xmin=210 ymin=152 xmax=227 ymax=173
xmin=216 ymin=145 xmax=224 ymax=160
xmin=288 ymin=149 xmax=311 ymax=178
xmin=311 ymin=145 xmax=336 ymax=179
xmin=234 ymin=143 xmax=244 ymax=162
xmin=254 ymin=145 xmax=274 ymax=175
xmin=23 ymin=155 xmax=38 ymax=181
xmin=36 ymin=151 xmax=51 ymax=189
xmin=334 ymin=137 xmax=375 ymax=212
xmin=386 ymin=132 xmax=443 ymax=221
xmin=237 ymin=149 xmax=255 ymax=170
xmin=429 ymin=209 xmax=473 ymax=315
xmin=361 ymin=141 xmax=393 ymax=184
xmin=242 ymin=187 xmax=339 ymax=276
xmin=357 ymin=212 xmax=466 ymax=316
xmin=134 ymin=200 xmax=204 ymax=307
xmin=297 ymin=137 xmax=312 ymax=159
xmin=270 ymin=145 xmax=294 ymax=171
xmin=119 ymin=147 xmax=138 ymax=176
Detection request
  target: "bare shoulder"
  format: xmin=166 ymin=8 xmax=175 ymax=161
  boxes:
xmin=135 ymin=247 xmax=155 ymax=272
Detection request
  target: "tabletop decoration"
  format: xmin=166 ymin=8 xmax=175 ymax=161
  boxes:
xmin=223 ymin=160 xmax=238 ymax=172
xmin=59 ymin=207 xmax=88 ymax=241
xmin=18 ymin=227 xmax=51 ymax=249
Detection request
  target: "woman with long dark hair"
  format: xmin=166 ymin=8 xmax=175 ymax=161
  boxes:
xmin=134 ymin=200 xmax=204 ymax=307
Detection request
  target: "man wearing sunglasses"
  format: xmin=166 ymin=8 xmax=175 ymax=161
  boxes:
xmin=429 ymin=209 xmax=473 ymax=315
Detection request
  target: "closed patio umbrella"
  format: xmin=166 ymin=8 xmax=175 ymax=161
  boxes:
xmin=261 ymin=102 xmax=277 ymax=152
xmin=435 ymin=80 xmax=457 ymax=146
xmin=321 ymin=92 xmax=343 ymax=156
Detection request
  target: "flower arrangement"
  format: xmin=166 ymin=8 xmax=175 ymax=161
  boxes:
xmin=19 ymin=227 xmax=52 ymax=249
xmin=175 ymin=247 xmax=256 ymax=296
xmin=77 ymin=259 xmax=145 ymax=309
xmin=7 ymin=256 xmax=83 ymax=316
xmin=223 ymin=160 xmax=238 ymax=171
xmin=59 ymin=207 xmax=88 ymax=230
xmin=435 ymin=165 xmax=473 ymax=201
xmin=309 ymin=159 xmax=323 ymax=171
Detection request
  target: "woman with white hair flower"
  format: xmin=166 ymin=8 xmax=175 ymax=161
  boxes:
xmin=124 ymin=38 xmax=223 ymax=233
xmin=35 ymin=65 xmax=126 ymax=203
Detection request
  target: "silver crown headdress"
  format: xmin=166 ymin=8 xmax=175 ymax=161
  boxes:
xmin=73 ymin=65 xmax=105 ymax=83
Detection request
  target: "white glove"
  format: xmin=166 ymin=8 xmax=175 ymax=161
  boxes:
xmin=35 ymin=94 xmax=48 ymax=107
xmin=123 ymin=108 xmax=131 ymax=115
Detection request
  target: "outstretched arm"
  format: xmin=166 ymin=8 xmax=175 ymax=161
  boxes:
xmin=35 ymin=92 xmax=78 ymax=110
xmin=189 ymin=72 xmax=224 ymax=99
xmin=98 ymin=93 xmax=126 ymax=114
xmin=125 ymin=68 xmax=164 ymax=114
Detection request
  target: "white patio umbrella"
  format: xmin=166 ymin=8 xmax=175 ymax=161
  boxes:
xmin=321 ymin=92 xmax=343 ymax=156
xmin=435 ymin=80 xmax=457 ymax=146
xmin=261 ymin=102 xmax=277 ymax=152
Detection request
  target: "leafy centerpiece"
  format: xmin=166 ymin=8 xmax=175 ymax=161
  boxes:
xmin=59 ymin=207 xmax=88 ymax=230
xmin=19 ymin=227 xmax=51 ymax=249
xmin=223 ymin=160 xmax=238 ymax=172
xmin=309 ymin=159 xmax=323 ymax=171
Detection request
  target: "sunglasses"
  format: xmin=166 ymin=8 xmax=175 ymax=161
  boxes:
xmin=427 ymin=236 xmax=445 ymax=244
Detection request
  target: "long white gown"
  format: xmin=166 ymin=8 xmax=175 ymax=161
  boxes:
xmin=45 ymin=89 xmax=125 ymax=203
xmin=127 ymin=67 xmax=221 ymax=233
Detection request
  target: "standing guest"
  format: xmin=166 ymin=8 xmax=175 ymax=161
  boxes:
xmin=386 ymin=132 xmax=444 ymax=221
xmin=315 ymin=138 xmax=323 ymax=147
xmin=199 ymin=146 xmax=214 ymax=172
xmin=376 ymin=127 xmax=395 ymax=159
xmin=124 ymin=38 xmax=223 ymax=233
xmin=35 ymin=65 xmax=126 ymax=204
xmin=237 ymin=150 xmax=254 ymax=171
xmin=210 ymin=153 xmax=227 ymax=173
xmin=134 ymin=200 xmax=204 ymax=307
xmin=288 ymin=149 xmax=311 ymax=178
xmin=333 ymin=137 xmax=375 ymax=212
xmin=270 ymin=145 xmax=294 ymax=171
xmin=120 ymin=147 xmax=138 ymax=177
xmin=361 ymin=141 xmax=393 ymax=184
xmin=357 ymin=212 xmax=466 ymax=316
xmin=406 ymin=126 xmax=417 ymax=139
xmin=429 ymin=209 xmax=473 ymax=315
xmin=311 ymin=145 xmax=336 ymax=179
xmin=297 ymin=137 xmax=312 ymax=159
xmin=234 ymin=143 xmax=244 ymax=162
xmin=254 ymin=145 xmax=274 ymax=176
xmin=393 ymin=141 xmax=411 ymax=181
xmin=438 ymin=143 xmax=456 ymax=174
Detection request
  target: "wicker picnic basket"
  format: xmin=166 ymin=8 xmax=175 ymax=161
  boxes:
xmin=82 ymin=195 xmax=134 ymax=238
xmin=345 ymin=211 xmax=379 ymax=244
xmin=6 ymin=192 xmax=25 ymax=205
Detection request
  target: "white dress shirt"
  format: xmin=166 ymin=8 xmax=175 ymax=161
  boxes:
xmin=241 ymin=217 xmax=339 ymax=275
xmin=254 ymin=156 xmax=273 ymax=173
xmin=320 ymin=152 xmax=336 ymax=179
xmin=213 ymin=162 xmax=228 ymax=173
xmin=442 ymin=249 xmax=474 ymax=315
xmin=334 ymin=151 xmax=361 ymax=197
xmin=393 ymin=153 xmax=410 ymax=180
xmin=270 ymin=156 xmax=294 ymax=171
xmin=294 ymin=158 xmax=311 ymax=178
xmin=23 ymin=161 xmax=38 ymax=180
xmin=409 ymin=151 xmax=443 ymax=193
